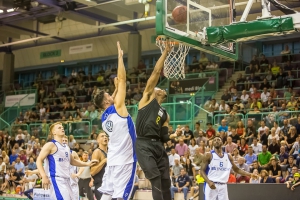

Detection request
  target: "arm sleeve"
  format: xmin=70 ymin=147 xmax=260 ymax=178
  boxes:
xmin=161 ymin=126 xmax=170 ymax=143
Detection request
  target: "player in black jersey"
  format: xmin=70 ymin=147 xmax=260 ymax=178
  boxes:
xmin=135 ymin=43 xmax=177 ymax=200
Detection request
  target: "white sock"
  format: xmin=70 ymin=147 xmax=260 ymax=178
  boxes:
xmin=100 ymin=194 xmax=112 ymax=200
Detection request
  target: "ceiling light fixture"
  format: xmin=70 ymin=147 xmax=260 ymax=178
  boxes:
xmin=7 ymin=8 xmax=14 ymax=12
xmin=0 ymin=10 xmax=3 ymax=14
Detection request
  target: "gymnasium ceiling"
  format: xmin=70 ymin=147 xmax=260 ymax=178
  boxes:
xmin=0 ymin=0 xmax=299 ymax=52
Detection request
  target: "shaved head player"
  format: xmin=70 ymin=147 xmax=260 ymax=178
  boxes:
xmin=135 ymin=43 xmax=177 ymax=200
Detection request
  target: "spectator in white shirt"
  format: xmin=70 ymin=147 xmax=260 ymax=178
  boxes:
xmin=169 ymin=148 xmax=180 ymax=167
xmin=260 ymin=87 xmax=270 ymax=103
xmin=257 ymin=121 xmax=268 ymax=138
xmin=240 ymin=90 xmax=249 ymax=103
xmin=188 ymin=138 xmax=199 ymax=157
xmin=15 ymin=129 xmax=25 ymax=141
xmin=268 ymin=127 xmax=279 ymax=145
xmin=219 ymin=100 xmax=229 ymax=112
xmin=251 ymin=137 xmax=262 ymax=154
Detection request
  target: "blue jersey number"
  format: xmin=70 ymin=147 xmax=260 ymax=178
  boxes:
xmin=219 ymin=162 xmax=223 ymax=167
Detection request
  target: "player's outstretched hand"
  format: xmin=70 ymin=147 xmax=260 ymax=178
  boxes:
xmin=42 ymin=176 xmax=50 ymax=190
xmin=89 ymin=159 xmax=99 ymax=167
xmin=117 ymin=41 xmax=123 ymax=58
xmin=208 ymin=181 xmax=216 ymax=189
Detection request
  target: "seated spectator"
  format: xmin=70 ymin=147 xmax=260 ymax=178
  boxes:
xmin=231 ymin=89 xmax=239 ymax=102
xmin=268 ymin=128 xmax=279 ymax=146
xmin=244 ymin=146 xmax=257 ymax=166
xmin=170 ymin=169 xmax=190 ymax=200
xmin=249 ymin=169 xmax=261 ymax=183
xmin=0 ymin=157 xmax=6 ymax=173
xmin=286 ymin=70 xmax=294 ymax=88
xmin=268 ymin=139 xmax=280 ymax=155
xmin=271 ymin=61 xmax=280 ymax=75
xmin=279 ymin=145 xmax=289 ymax=168
xmin=258 ymin=145 xmax=272 ymax=168
xmin=236 ymin=121 xmax=245 ymax=138
xmin=260 ymin=169 xmax=274 ymax=183
xmin=171 ymin=158 xmax=183 ymax=183
xmin=9 ymin=150 xmax=18 ymax=165
xmin=183 ymin=126 xmax=193 ymax=145
xmin=232 ymin=148 xmax=241 ymax=165
xmin=234 ymin=98 xmax=244 ymax=110
xmin=188 ymin=139 xmax=198 ymax=157
xmin=199 ymin=52 xmax=209 ymax=66
xmin=250 ymin=161 xmax=262 ymax=174
xmin=19 ymin=150 xmax=27 ymax=166
xmin=206 ymin=123 xmax=216 ymax=140
xmin=269 ymin=157 xmax=283 ymax=183
xmin=245 ymin=119 xmax=257 ymax=145
xmin=27 ymin=157 xmax=37 ymax=171
xmin=225 ymin=137 xmax=237 ymax=154
xmin=286 ymin=172 xmax=300 ymax=191
xmin=240 ymin=90 xmax=249 ymax=104
xmin=20 ymin=170 xmax=38 ymax=195
xmin=260 ymin=54 xmax=269 ymax=65
xmin=218 ymin=120 xmax=228 ymax=132
xmin=7 ymin=167 xmax=21 ymax=194
xmin=289 ymin=134 xmax=300 ymax=159
xmin=175 ymin=139 xmax=188 ymax=157
xmin=286 ymin=126 xmax=298 ymax=150
xmin=169 ymin=148 xmax=180 ymax=167
xmin=229 ymin=129 xmax=240 ymax=144
xmin=285 ymin=165 xmax=298 ymax=182
xmin=236 ymin=157 xmax=250 ymax=183
xmin=221 ymin=89 xmax=232 ymax=101
xmin=14 ymin=157 xmax=25 ymax=177
xmin=250 ymin=98 xmax=262 ymax=109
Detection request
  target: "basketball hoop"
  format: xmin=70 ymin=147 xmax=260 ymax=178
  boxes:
xmin=156 ymin=37 xmax=190 ymax=79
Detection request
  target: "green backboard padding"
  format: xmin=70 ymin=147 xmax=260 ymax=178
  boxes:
xmin=207 ymin=17 xmax=294 ymax=43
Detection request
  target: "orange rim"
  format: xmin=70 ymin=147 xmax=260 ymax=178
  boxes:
xmin=156 ymin=36 xmax=179 ymax=46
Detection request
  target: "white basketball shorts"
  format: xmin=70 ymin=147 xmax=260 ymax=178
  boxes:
xmin=49 ymin=176 xmax=73 ymax=200
xmin=98 ymin=162 xmax=137 ymax=200
xmin=204 ymin=182 xmax=229 ymax=200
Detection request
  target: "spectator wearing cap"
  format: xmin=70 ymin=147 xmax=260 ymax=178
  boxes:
xmin=285 ymin=165 xmax=298 ymax=182
xmin=286 ymin=172 xmax=300 ymax=190
xmin=206 ymin=123 xmax=216 ymax=140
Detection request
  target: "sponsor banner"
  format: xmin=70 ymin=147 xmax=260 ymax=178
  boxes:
xmin=168 ymin=78 xmax=209 ymax=94
xmin=69 ymin=44 xmax=93 ymax=54
xmin=5 ymin=93 xmax=36 ymax=107
xmin=33 ymin=188 xmax=51 ymax=200
xmin=40 ymin=50 xmax=61 ymax=59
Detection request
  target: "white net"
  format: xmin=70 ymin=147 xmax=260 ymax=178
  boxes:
xmin=156 ymin=37 xmax=190 ymax=79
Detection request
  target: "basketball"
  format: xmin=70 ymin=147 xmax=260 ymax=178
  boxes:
xmin=172 ymin=6 xmax=187 ymax=24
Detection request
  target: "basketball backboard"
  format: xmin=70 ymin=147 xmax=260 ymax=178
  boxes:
xmin=156 ymin=0 xmax=241 ymax=61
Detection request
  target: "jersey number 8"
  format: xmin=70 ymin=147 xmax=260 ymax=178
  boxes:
xmin=156 ymin=116 xmax=161 ymax=124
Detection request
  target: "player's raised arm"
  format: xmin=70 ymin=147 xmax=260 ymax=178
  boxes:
xmin=114 ymin=41 xmax=128 ymax=117
xmin=200 ymin=152 xmax=216 ymax=190
xmin=139 ymin=44 xmax=170 ymax=108
xmin=36 ymin=142 xmax=54 ymax=190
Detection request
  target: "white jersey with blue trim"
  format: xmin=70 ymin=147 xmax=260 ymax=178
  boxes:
xmin=45 ymin=139 xmax=71 ymax=179
xmin=206 ymin=150 xmax=232 ymax=183
xmin=102 ymin=105 xmax=137 ymax=166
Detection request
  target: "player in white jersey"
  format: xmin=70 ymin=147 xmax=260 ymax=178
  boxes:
xmin=37 ymin=122 xmax=98 ymax=200
xmin=200 ymin=136 xmax=257 ymax=200
xmin=62 ymin=136 xmax=80 ymax=200
xmin=93 ymin=42 xmax=136 ymax=200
